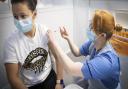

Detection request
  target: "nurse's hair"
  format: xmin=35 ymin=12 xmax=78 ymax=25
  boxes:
xmin=11 ymin=0 xmax=37 ymax=12
xmin=92 ymin=10 xmax=122 ymax=40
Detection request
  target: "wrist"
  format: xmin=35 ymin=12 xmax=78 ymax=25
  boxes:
xmin=56 ymin=79 xmax=64 ymax=84
xmin=56 ymin=79 xmax=65 ymax=88
xmin=67 ymin=37 xmax=71 ymax=42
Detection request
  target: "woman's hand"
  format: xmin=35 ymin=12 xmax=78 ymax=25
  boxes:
xmin=60 ymin=27 xmax=70 ymax=40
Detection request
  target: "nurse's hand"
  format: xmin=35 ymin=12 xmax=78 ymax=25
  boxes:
xmin=55 ymin=84 xmax=63 ymax=89
xmin=60 ymin=27 xmax=70 ymax=40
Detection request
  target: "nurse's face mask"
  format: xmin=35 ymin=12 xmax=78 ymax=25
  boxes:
xmin=86 ymin=22 xmax=96 ymax=42
xmin=86 ymin=30 xmax=96 ymax=42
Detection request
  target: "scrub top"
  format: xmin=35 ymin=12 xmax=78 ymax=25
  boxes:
xmin=80 ymin=40 xmax=120 ymax=89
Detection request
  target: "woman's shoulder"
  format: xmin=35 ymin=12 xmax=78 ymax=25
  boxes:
xmin=36 ymin=23 xmax=49 ymax=34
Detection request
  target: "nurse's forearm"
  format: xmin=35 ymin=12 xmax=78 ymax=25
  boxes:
xmin=66 ymin=38 xmax=81 ymax=57
xmin=49 ymin=42 xmax=83 ymax=77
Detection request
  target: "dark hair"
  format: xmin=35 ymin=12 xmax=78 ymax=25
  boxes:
xmin=11 ymin=0 xmax=37 ymax=11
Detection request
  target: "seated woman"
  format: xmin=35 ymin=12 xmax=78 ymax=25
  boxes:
xmin=3 ymin=0 xmax=63 ymax=89
xmin=47 ymin=10 xmax=121 ymax=89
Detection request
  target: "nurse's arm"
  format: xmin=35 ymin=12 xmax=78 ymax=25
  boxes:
xmin=60 ymin=27 xmax=81 ymax=57
xmin=5 ymin=63 xmax=28 ymax=89
xmin=66 ymin=38 xmax=81 ymax=57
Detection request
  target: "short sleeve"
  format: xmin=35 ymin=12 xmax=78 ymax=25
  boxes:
xmin=38 ymin=24 xmax=49 ymax=44
xmin=44 ymin=26 xmax=49 ymax=44
xmin=81 ymin=53 xmax=112 ymax=80
xmin=80 ymin=40 xmax=92 ymax=56
xmin=3 ymin=38 xmax=18 ymax=64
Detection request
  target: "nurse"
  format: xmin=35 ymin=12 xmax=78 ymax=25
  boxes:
xmin=47 ymin=10 xmax=121 ymax=89
xmin=4 ymin=0 xmax=63 ymax=89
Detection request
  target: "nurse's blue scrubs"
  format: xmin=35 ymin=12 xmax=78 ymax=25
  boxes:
xmin=80 ymin=40 xmax=120 ymax=89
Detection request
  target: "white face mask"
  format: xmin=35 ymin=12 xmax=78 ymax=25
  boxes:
xmin=14 ymin=17 xmax=33 ymax=33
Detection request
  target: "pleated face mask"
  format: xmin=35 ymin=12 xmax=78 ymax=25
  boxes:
xmin=14 ymin=17 xmax=33 ymax=33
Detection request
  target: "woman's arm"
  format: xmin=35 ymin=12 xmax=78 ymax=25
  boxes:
xmin=60 ymin=27 xmax=81 ymax=57
xmin=49 ymin=50 xmax=63 ymax=89
xmin=49 ymin=50 xmax=63 ymax=80
xmin=5 ymin=63 xmax=28 ymax=89
xmin=47 ymin=30 xmax=83 ymax=77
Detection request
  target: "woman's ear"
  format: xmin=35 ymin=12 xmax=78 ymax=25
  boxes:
xmin=33 ymin=10 xmax=37 ymax=19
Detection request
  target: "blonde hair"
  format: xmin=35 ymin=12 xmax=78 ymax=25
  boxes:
xmin=92 ymin=10 xmax=121 ymax=39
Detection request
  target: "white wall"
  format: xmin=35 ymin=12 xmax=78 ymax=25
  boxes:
xmin=73 ymin=0 xmax=89 ymax=47
xmin=0 ymin=13 xmax=14 ymax=89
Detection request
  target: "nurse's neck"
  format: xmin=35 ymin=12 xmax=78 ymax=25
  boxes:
xmin=24 ymin=24 xmax=36 ymax=38
xmin=94 ymin=33 xmax=107 ymax=51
